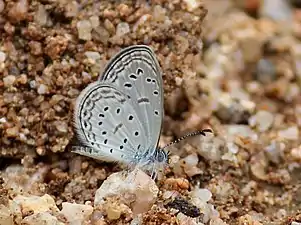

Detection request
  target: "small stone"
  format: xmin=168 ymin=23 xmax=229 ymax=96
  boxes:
xmin=163 ymin=178 xmax=190 ymax=190
xmin=77 ymin=20 xmax=92 ymax=41
xmin=259 ymin=0 xmax=292 ymax=22
xmin=290 ymin=145 xmax=301 ymax=162
xmin=182 ymin=154 xmax=202 ymax=177
xmin=94 ymin=169 xmax=158 ymax=215
xmin=89 ymin=15 xmax=99 ymax=28
xmin=85 ymin=51 xmax=101 ymax=63
xmin=3 ymin=75 xmax=16 ymax=87
xmin=60 ymin=202 xmax=93 ymax=225
xmin=8 ymin=0 xmax=28 ymax=23
xmin=0 ymin=51 xmax=6 ymax=62
xmin=0 ymin=0 xmax=4 ymax=13
xmin=92 ymin=26 xmax=110 ymax=44
xmin=54 ymin=121 xmax=68 ymax=133
xmin=0 ymin=205 xmax=13 ymax=225
xmin=28 ymin=41 xmax=43 ymax=56
xmin=6 ymin=126 xmax=19 ymax=138
xmin=256 ymin=58 xmax=276 ymax=84
xmin=37 ymin=84 xmax=49 ymax=95
xmin=116 ymin=22 xmax=130 ymax=36
xmin=248 ymin=110 xmax=274 ymax=132
xmin=190 ymin=188 xmax=212 ymax=203
xmin=104 ymin=202 xmax=129 ymax=221
xmin=13 ymin=194 xmax=59 ymax=215
xmin=34 ymin=4 xmax=48 ymax=26
xmin=183 ymin=0 xmax=201 ymax=12
xmin=65 ymin=1 xmax=79 ymax=18
xmin=238 ymin=214 xmax=263 ymax=225
xmin=292 ymin=222 xmax=301 ymax=225
xmin=265 ymin=141 xmax=285 ymax=164
xmin=278 ymin=126 xmax=299 ymax=141
xmin=22 ymin=212 xmax=63 ymax=225
xmin=44 ymin=36 xmax=68 ymax=60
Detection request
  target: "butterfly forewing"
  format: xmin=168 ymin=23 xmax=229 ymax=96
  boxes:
xmin=99 ymin=45 xmax=164 ymax=152
xmin=74 ymin=82 xmax=147 ymax=163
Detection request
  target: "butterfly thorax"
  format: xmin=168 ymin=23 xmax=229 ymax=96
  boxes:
xmin=128 ymin=148 xmax=168 ymax=178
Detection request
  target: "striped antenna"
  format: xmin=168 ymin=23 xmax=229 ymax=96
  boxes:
xmin=162 ymin=129 xmax=213 ymax=150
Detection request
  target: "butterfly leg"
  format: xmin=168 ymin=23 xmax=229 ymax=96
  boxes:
xmin=150 ymin=163 xmax=158 ymax=180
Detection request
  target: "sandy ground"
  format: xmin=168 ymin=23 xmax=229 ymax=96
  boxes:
xmin=1 ymin=0 xmax=301 ymax=224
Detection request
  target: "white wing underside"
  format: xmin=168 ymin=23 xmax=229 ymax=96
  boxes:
xmin=73 ymin=45 xmax=164 ymax=164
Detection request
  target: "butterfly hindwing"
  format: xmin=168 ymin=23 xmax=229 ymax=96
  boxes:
xmin=73 ymin=82 xmax=148 ymax=164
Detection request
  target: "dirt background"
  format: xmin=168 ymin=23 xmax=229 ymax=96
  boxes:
xmin=1 ymin=0 xmax=301 ymax=224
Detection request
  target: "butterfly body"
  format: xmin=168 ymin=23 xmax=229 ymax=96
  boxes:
xmin=73 ymin=45 xmax=167 ymax=177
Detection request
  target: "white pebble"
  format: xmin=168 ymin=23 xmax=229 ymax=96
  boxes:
xmin=0 ymin=51 xmax=6 ymax=62
xmin=278 ymin=126 xmax=299 ymax=141
xmin=84 ymin=51 xmax=101 ymax=61
xmin=60 ymin=202 xmax=93 ymax=225
xmin=37 ymin=84 xmax=49 ymax=95
xmin=292 ymin=222 xmax=301 ymax=225
xmin=21 ymin=212 xmax=63 ymax=225
xmin=13 ymin=194 xmax=59 ymax=214
xmin=94 ymin=168 xmax=158 ymax=215
xmin=190 ymin=188 xmax=212 ymax=203
xmin=77 ymin=20 xmax=92 ymax=41
xmin=116 ymin=22 xmax=130 ymax=36
xmin=3 ymin=75 xmax=16 ymax=87
xmin=89 ymin=15 xmax=100 ymax=28
xmin=248 ymin=110 xmax=274 ymax=132
xmin=34 ymin=4 xmax=48 ymax=26
xmin=183 ymin=0 xmax=201 ymax=12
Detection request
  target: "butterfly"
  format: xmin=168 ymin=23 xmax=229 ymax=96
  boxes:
xmin=73 ymin=45 xmax=212 ymax=179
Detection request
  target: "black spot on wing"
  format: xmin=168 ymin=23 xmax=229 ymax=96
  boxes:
xmin=137 ymin=97 xmax=150 ymax=104
xmin=113 ymin=123 xmax=123 ymax=134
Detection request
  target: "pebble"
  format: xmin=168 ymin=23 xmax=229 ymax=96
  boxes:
xmin=13 ymin=194 xmax=59 ymax=215
xmin=0 ymin=51 xmax=6 ymax=62
xmin=248 ymin=110 xmax=274 ymax=132
xmin=116 ymin=22 xmax=130 ymax=36
xmin=291 ymin=222 xmax=301 ymax=225
xmin=84 ymin=51 xmax=101 ymax=62
xmin=34 ymin=4 xmax=48 ymax=26
xmin=189 ymin=188 xmax=219 ymax=223
xmin=259 ymin=0 xmax=292 ymax=22
xmin=290 ymin=145 xmax=301 ymax=162
xmin=8 ymin=0 xmax=28 ymax=23
xmin=60 ymin=202 xmax=93 ymax=225
xmin=89 ymin=16 xmax=100 ymax=28
xmin=3 ymin=75 xmax=16 ymax=87
xmin=37 ymin=84 xmax=49 ymax=95
xmin=92 ymin=26 xmax=110 ymax=44
xmin=265 ymin=141 xmax=285 ymax=164
xmin=77 ymin=20 xmax=92 ymax=41
xmin=278 ymin=126 xmax=299 ymax=140
xmin=54 ymin=121 xmax=68 ymax=134
xmin=0 ymin=205 xmax=13 ymax=225
xmin=183 ymin=0 xmax=201 ymax=12
xmin=94 ymin=169 xmax=158 ymax=215
xmin=256 ymin=58 xmax=276 ymax=84
xmin=22 ymin=212 xmax=63 ymax=225
xmin=225 ymin=125 xmax=258 ymax=142
xmin=0 ymin=0 xmax=4 ymax=13
xmin=6 ymin=126 xmax=19 ymax=138
xmin=182 ymin=154 xmax=202 ymax=177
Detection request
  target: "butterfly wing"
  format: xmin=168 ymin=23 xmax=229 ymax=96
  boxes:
xmin=99 ymin=45 xmax=164 ymax=152
xmin=73 ymin=82 xmax=148 ymax=163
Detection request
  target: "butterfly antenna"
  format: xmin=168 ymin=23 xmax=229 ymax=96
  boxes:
xmin=162 ymin=129 xmax=213 ymax=150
